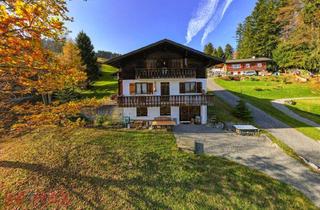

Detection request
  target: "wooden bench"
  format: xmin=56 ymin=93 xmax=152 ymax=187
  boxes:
xmin=151 ymin=117 xmax=176 ymax=130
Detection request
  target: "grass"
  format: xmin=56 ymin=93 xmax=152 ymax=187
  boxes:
xmin=78 ymin=64 xmax=118 ymax=99
xmin=0 ymin=127 xmax=317 ymax=209
xmin=286 ymin=99 xmax=320 ymax=124
xmin=208 ymin=93 xmax=244 ymax=123
xmin=215 ymin=76 xmax=320 ymax=141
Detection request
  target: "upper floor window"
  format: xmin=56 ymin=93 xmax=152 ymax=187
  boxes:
xmin=245 ymin=63 xmax=251 ymax=68
xmin=257 ymin=63 xmax=262 ymax=67
xmin=180 ymin=82 xmax=202 ymax=93
xmin=232 ymin=64 xmax=241 ymax=69
xmin=130 ymin=83 xmax=153 ymax=95
xmin=136 ymin=83 xmax=148 ymax=94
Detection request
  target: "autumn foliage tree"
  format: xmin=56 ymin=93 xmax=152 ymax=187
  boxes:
xmin=0 ymin=0 xmax=91 ymax=134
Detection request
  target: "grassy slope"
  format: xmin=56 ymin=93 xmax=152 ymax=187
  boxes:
xmin=78 ymin=64 xmax=118 ymax=98
xmin=0 ymin=128 xmax=316 ymax=209
xmin=287 ymin=99 xmax=320 ymax=124
xmin=215 ymin=77 xmax=320 ymax=141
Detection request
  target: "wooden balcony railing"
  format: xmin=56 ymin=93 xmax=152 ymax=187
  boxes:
xmin=135 ymin=68 xmax=196 ymax=79
xmin=118 ymin=95 xmax=213 ymax=107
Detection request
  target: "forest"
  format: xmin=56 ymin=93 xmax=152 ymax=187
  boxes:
xmin=236 ymin=0 xmax=320 ymax=72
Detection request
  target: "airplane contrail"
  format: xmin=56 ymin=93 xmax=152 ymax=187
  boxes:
xmin=201 ymin=0 xmax=234 ymax=45
xmin=185 ymin=0 xmax=234 ymax=45
xmin=185 ymin=0 xmax=219 ymax=44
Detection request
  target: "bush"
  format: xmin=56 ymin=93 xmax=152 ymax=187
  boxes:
xmin=55 ymin=88 xmax=81 ymax=103
xmin=232 ymin=100 xmax=252 ymax=122
xmin=254 ymin=87 xmax=264 ymax=91
xmin=94 ymin=115 xmax=108 ymax=127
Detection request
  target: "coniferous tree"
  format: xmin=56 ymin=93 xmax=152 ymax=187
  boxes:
xmin=204 ymin=43 xmax=214 ymax=55
xmin=224 ymin=44 xmax=234 ymax=60
xmin=216 ymin=46 xmax=225 ymax=59
xmin=76 ymin=31 xmax=99 ymax=81
xmin=233 ymin=100 xmax=252 ymax=122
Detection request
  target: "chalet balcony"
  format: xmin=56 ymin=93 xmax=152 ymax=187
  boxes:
xmin=118 ymin=95 xmax=213 ymax=107
xmin=135 ymin=68 xmax=196 ymax=79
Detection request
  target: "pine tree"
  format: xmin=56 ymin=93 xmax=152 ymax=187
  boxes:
xmin=224 ymin=44 xmax=234 ymax=60
xmin=76 ymin=31 xmax=99 ymax=81
xmin=233 ymin=100 xmax=252 ymax=121
xmin=216 ymin=47 xmax=225 ymax=59
xmin=204 ymin=43 xmax=214 ymax=55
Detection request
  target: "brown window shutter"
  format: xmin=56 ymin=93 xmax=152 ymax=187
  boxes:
xmin=180 ymin=83 xmax=185 ymax=93
xmin=197 ymin=82 xmax=202 ymax=93
xmin=129 ymin=83 xmax=135 ymax=95
xmin=147 ymin=83 xmax=153 ymax=94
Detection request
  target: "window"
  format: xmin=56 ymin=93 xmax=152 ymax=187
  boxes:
xmin=160 ymin=106 xmax=171 ymax=116
xmin=135 ymin=83 xmax=153 ymax=94
xmin=257 ymin=63 xmax=262 ymax=67
xmin=232 ymin=64 xmax=241 ymax=69
xmin=185 ymin=82 xmax=196 ymax=93
xmin=136 ymin=83 xmax=148 ymax=94
xmin=245 ymin=63 xmax=251 ymax=68
xmin=180 ymin=82 xmax=202 ymax=93
xmin=137 ymin=107 xmax=148 ymax=117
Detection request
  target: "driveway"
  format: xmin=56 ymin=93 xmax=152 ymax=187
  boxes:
xmin=272 ymin=97 xmax=320 ymax=130
xmin=207 ymin=79 xmax=320 ymax=168
xmin=174 ymin=124 xmax=320 ymax=207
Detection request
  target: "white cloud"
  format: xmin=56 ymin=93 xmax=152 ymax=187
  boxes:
xmin=185 ymin=0 xmax=219 ymax=44
xmin=201 ymin=0 xmax=234 ymax=45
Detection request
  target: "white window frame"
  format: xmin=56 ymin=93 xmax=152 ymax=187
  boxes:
xmin=231 ymin=64 xmax=241 ymax=69
xmin=257 ymin=63 xmax=262 ymax=67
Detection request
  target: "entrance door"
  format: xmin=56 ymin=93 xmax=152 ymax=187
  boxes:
xmin=180 ymin=106 xmax=200 ymax=122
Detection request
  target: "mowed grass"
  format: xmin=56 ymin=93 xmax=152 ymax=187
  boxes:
xmin=287 ymin=99 xmax=320 ymax=124
xmin=78 ymin=64 xmax=118 ymax=98
xmin=215 ymin=76 xmax=320 ymax=141
xmin=0 ymin=127 xmax=316 ymax=209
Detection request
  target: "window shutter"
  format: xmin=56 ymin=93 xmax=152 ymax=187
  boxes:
xmin=197 ymin=82 xmax=202 ymax=93
xmin=179 ymin=83 xmax=185 ymax=94
xmin=129 ymin=83 xmax=135 ymax=95
xmin=147 ymin=83 xmax=153 ymax=94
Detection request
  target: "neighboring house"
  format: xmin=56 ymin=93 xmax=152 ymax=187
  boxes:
xmin=107 ymin=39 xmax=223 ymax=124
xmin=224 ymin=57 xmax=272 ymax=76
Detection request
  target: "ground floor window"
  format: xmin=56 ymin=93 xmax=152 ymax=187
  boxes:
xmin=137 ymin=107 xmax=148 ymax=117
xmin=160 ymin=106 xmax=171 ymax=116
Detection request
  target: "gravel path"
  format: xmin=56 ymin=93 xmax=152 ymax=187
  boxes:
xmin=174 ymin=125 xmax=320 ymax=207
xmin=207 ymin=79 xmax=320 ymax=168
xmin=272 ymin=97 xmax=320 ymax=130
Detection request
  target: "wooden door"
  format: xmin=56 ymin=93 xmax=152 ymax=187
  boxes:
xmin=180 ymin=106 xmax=200 ymax=122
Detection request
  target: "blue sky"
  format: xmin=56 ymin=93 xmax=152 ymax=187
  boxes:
xmin=66 ymin=0 xmax=257 ymax=54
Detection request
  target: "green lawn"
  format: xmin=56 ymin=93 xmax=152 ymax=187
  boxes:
xmin=0 ymin=127 xmax=316 ymax=209
xmin=78 ymin=64 xmax=118 ymax=98
xmin=215 ymin=76 xmax=320 ymax=141
xmin=287 ymin=99 xmax=320 ymax=124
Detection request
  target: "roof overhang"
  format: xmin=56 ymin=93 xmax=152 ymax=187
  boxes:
xmin=107 ymin=39 xmax=224 ymax=68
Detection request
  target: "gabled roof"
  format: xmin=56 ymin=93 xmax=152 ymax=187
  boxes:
xmin=226 ymin=57 xmax=272 ymax=64
xmin=107 ymin=39 xmax=224 ymax=68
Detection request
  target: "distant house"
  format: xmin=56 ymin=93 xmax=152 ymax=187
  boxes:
xmin=224 ymin=57 xmax=272 ymax=76
xmin=107 ymin=39 xmax=223 ymax=124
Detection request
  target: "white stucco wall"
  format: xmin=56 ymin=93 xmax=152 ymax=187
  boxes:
xmin=122 ymin=78 xmax=207 ymax=96
xmin=121 ymin=78 xmax=208 ymax=124
xmin=201 ymin=105 xmax=207 ymax=124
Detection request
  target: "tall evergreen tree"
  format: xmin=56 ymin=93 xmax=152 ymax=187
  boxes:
xmin=76 ymin=31 xmax=99 ymax=81
xmin=216 ymin=46 xmax=225 ymax=59
xmin=224 ymin=44 xmax=234 ymax=60
xmin=236 ymin=0 xmax=281 ymax=59
xmin=204 ymin=43 xmax=214 ymax=55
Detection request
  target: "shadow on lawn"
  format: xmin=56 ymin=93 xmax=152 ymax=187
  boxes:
xmin=0 ymin=154 xmax=317 ymax=209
